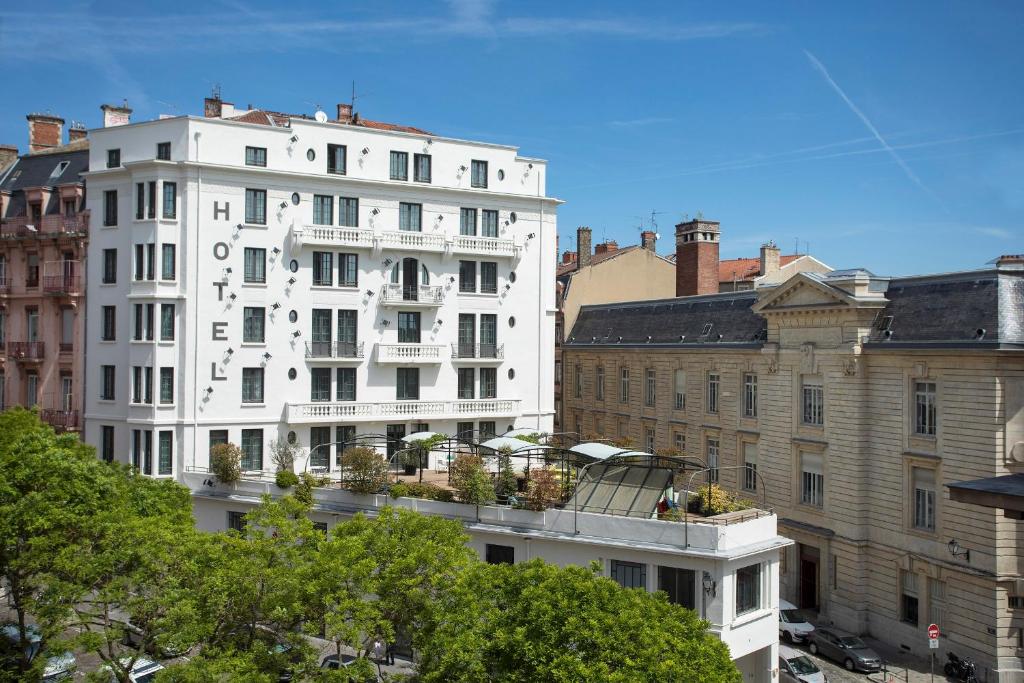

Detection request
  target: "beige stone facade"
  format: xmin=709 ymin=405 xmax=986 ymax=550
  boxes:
xmin=563 ymin=268 xmax=1024 ymax=680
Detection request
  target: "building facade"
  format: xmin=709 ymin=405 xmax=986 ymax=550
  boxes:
xmin=562 ymin=243 xmax=1024 ymax=679
xmin=83 ymin=97 xmax=557 ymax=478
xmin=0 ymin=114 xmax=90 ymax=430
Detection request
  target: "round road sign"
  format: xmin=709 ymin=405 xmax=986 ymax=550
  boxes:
xmin=928 ymin=623 xmax=940 ymax=639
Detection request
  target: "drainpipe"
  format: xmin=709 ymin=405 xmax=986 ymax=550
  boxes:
xmin=536 ymin=169 xmax=543 ymax=431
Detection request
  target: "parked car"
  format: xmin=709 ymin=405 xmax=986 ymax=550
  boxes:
xmin=807 ymin=627 xmax=881 ymax=672
xmin=102 ymin=656 xmax=166 ymax=683
xmin=779 ymin=644 xmax=827 ymax=683
xmin=121 ymin=620 xmax=190 ymax=659
xmin=779 ymin=599 xmax=815 ymax=644
xmin=0 ymin=623 xmax=76 ymax=681
xmin=320 ymin=654 xmax=376 ymax=682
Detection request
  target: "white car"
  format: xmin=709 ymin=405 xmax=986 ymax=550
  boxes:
xmin=779 ymin=644 xmax=827 ymax=682
xmin=779 ymin=599 xmax=815 ymax=644
xmin=104 ymin=656 xmax=165 ymax=683
xmin=0 ymin=623 xmax=76 ymax=681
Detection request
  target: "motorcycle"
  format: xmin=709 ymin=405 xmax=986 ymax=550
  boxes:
xmin=944 ymin=652 xmax=978 ymax=682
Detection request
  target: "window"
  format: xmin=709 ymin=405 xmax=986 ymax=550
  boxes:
xmin=480 ymin=262 xmax=498 ymax=294
xmin=674 ymin=431 xmax=685 ymax=452
xmin=398 ymin=312 xmax=420 ymax=343
xmin=802 ymin=376 xmax=824 ymax=426
xmin=338 ymin=253 xmax=358 ymax=287
xmin=103 ymin=190 xmax=117 ymax=226
xmin=471 ymin=159 xmax=488 ymax=188
xmin=339 ymin=197 xmax=358 ymax=227
xmin=658 ymin=566 xmax=696 ymax=610
xmin=136 ymin=183 xmax=145 ymax=220
xmin=107 ymin=148 xmax=120 ymax=168
xmin=480 ymin=314 xmax=497 ymax=357
xmin=244 ymin=247 xmax=266 ymax=283
xmin=241 ymin=428 xmax=263 ymax=470
xmin=335 ymin=425 xmax=356 ymax=463
xmin=389 ymin=151 xmax=408 ymax=180
xmin=735 ymin=563 xmax=762 ymax=616
xmin=479 ymin=421 xmax=496 ymax=438
xmin=480 ymin=368 xmax=497 ymax=399
xmin=131 ymin=366 xmax=152 ymax=404
xmin=610 ymin=560 xmax=646 ymax=590
xmin=459 ymin=260 xmax=477 ymax=293
xmin=26 ymin=373 xmax=38 ymax=406
xmin=313 ymin=251 xmax=334 ymax=286
xmin=102 ymin=248 xmax=117 ymax=283
xmin=482 ymin=209 xmax=499 ymax=238
xmin=162 ymin=182 xmax=176 ymax=219
xmin=929 ymin=579 xmax=946 ymax=630
xmin=243 ymin=307 xmax=265 ymax=343
xmin=460 ymin=208 xmax=477 ymax=236
xmin=674 ymin=370 xmax=686 ymax=410
xmin=26 ymin=308 xmax=39 ymax=342
xmin=313 ymin=194 xmax=333 ymax=225
xmin=160 ymin=367 xmax=174 ymax=404
xmin=337 ymin=309 xmax=358 ymax=352
xmin=743 ymin=373 xmax=758 ymax=418
xmin=101 ymin=426 xmax=115 ymax=462
xmin=485 ymin=544 xmax=514 ymax=565
xmin=132 ymin=430 xmax=152 ymax=474
xmin=901 ymin=571 xmax=919 ymax=626
xmin=160 ymin=303 xmax=175 ymax=341
xmin=458 ymin=313 xmax=476 ymax=358
xmin=100 ymin=365 xmax=116 ymax=400
xmin=336 ymin=368 xmax=356 ymax=401
xmin=706 ymin=438 xmax=720 ymax=483
xmin=245 ymin=146 xmax=267 ymax=167
xmin=134 ymin=244 xmax=144 ymax=280
xmin=161 ymin=244 xmax=175 ymax=280
xmin=619 ymin=367 xmax=630 ymax=403
xmin=327 ymin=144 xmax=346 ymax=175
xmin=61 ymin=309 xmax=73 ymax=348
xmin=397 ymin=368 xmax=420 ymax=400
xmin=26 ymin=254 xmax=39 ymax=288
xmin=311 ymin=309 xmax=332 ymax=356
xmin=311 ymin=368 xmax=332 ymax=402
xmin=227 ymin=511 xmax=246 ymax=533
xmin=645 ymin=368 xmax=656 ymax=407
xmin=801 ymin=452 xmax=824 ymax=507
xmin=147 ymin=181 xmax=156 ymax=219
xmin=101 ymin=306 xmax=116 ymax=341
xmin=645 ymin=427 xmax=655 ymax=453
xmin=0 ymin=311 xmax=4 ymax=347
xmin=158 ymin=431 xmax=173 ymax=475
xmin=574 ymin=365 xmax=582 ymax=398
xmin=743 ymin=442 xmax=758 ymax=491
xmin=915 ymin=381 xmax=937 ymax=436
xmin=244 ymin=188 xmax=267 ymax=224
xmin=912 ymin=467 xmax=936 ymax=531
xmin=146 ymin=243 xmax=156 ymax=280
xmin=413 ymin=153 xmax=431 ymax=182
xmin=209 ymin=430 xmax=229 ymax=456
xmin=458 ymin=368 xmax=475 ymax=399
xmin=399 ymin=202 xmax=421 ymax=232
xmin=242 ymin=367 xmax=264 ymax=403
xmin=596 ymin=366 xmax=605 ymax=401
xmin=156 ymin=142 xmax=171 ymax=161
xmin=309 ymin=427 xmax=330 ymax=469
xmin=1010 ymin=596 xmax=1024 ymax=610
xmin=706 ymin=372 xmax=719 ymax=414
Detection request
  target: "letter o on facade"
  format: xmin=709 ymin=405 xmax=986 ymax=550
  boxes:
xmin=213 ymin=242 xmax=230 ymax=260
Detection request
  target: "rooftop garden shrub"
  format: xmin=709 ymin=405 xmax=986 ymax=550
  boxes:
xmin=209 ymin=443 xmax=242 ymax=484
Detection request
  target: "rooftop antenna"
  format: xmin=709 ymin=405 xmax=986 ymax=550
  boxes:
xmin=794 ymin=237 xmax=799 ymax=255
xmin=649 ymin=209 xmax=665 ymax=231
xmin=211 ymin=83 xmax=222 ymax=100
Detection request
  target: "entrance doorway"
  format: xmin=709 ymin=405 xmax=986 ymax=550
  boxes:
xmin=799 ymin=544 xmax=820 ymax=611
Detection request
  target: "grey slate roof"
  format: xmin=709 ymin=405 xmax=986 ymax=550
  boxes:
xmin=0 ymin=149 xmax=89 ymax=216
xmin=565 ymin=291 xmax=766 ymax=348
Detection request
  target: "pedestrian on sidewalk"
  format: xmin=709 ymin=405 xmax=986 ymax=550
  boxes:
xmin=372 ymin=637 xmax=385 ymax=663
xmin=385 ymin=640 xmax=396 ymax=666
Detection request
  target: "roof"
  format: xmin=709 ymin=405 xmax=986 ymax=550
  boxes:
xmin=0 ymin=148 xmax=89 ymax=216
xmin=557 ymin=245 xmax=641 ymax=278
xmin=718 ymin=254 xmax=801 ymax=283
xmin=226 ymin=109 xmax=432 ymax=135
xmin=947 ymin=473 xmax=1024 ymax=513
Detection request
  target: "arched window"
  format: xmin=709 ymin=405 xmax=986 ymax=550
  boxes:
xmin=421 ymin=264 xmax=429 ymax=285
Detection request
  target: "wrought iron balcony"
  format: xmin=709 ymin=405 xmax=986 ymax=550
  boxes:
xmin=304 ymin=341 xmax=364 ymax=360
xmin=451 ymin=343 xmax=504 ymax=360
xmin=6 ymin=341 xmax=45 ymax=361
xmin=379 ymin=284 xmax=444 ymax=306
xmin=0 ymin=214 xmax=89 ymax=239
xmin=43 ymin=274 xmax=82 ymax=296
xmin=376 ymin=343 xmax=447 ymax=364
xmin=286 ymin=398 xmax=521 ymax=423
xmin=40 ymin=409 xmax=79 ymax=431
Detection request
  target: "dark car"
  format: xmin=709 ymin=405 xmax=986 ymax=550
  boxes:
xmin=807 ymin=627 xmax=881 ymax=672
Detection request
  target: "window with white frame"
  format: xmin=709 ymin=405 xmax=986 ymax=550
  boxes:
xmin=644 ymin=368 xmax=656 ymax=407
xmin=914 ymin=381 xmax=937 ymax=436
xmin=743 ymin=373 xmax=758 ymax=418
xmin=801 ymin=451 xmax=824 ymax=507
xmin=912 ymin=466 xmax=936 ymax=531
xmin=674 ymin=369 xmax=685 ymax=409
xmin=706 ymin=372 xmax=719 ymax=414
xmin=242 ymin=367 xmax=264 ymax=403
xmin=743 ymin=442 xmax=758 ymax=491
xmin=706 ymin=437 xmax=719 ymax=483
xmin=610 ymin=559 xmax=646 ymax=589
xmin=620 ymin=367 xmax=630 ymax=403
xmin=735 ymin=563 xmax=762 ymax=616
xmin=802 ymin=375 xmax=824 ymax=426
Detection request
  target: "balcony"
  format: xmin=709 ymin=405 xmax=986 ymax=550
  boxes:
xmin=43 ymin=274 xmax=82 ymax=296
xmin=7 ymin=342 xmax=45 ymax=362
xmin=304 ymin=341 xmax=364 ymax=363
xmin=376 ymin=343 xmax=447 ymax=364
xmin=40 ymin=409 xmax=79 ymax=431
xmin=451 ymin=343 xmax=504 ymax=364
xmin=292 ymin=225 xmax=517 ymax=257
xmin=286 ymin=398 xmax=521 ymax=424
xmin=0 ymin=214 xmax=89 ymax=239
xmin=379 ymin=283 xmax=444 ymax=307
xmin=452 ymin=234 xmax=517 ymax=257
xmin=293 ymin=225 xmax=374 ymax=249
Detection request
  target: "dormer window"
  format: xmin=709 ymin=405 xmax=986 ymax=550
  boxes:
xmin=48 ymin=161 xmax=69 ymax=179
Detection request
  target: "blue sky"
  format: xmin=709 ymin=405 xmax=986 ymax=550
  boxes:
xmin=1 ymin=1 xmax=1020 ymax=275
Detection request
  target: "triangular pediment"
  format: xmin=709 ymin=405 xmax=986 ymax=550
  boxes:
xmin=752 ymin=273 xmax=858 ymax=313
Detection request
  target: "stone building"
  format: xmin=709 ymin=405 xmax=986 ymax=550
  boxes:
xmin=562 ymin=235 xmax=1024 ymax=679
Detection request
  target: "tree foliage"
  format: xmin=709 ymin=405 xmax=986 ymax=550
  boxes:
xmin=209 ymin=443 xmax=242 ymax=484
xmin=493 ymin=447 xmax=518 ymax=500
xmin=340 ymin=446 xmax=390 ymax=494
xmin=449 ymin=454 xmax=495 ymax=506
xmin=524 ymin=468 xmax=561 ymax=511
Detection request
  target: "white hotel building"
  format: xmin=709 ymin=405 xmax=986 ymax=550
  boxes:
xmin=83 ymin=99 xmax=558 ymax=477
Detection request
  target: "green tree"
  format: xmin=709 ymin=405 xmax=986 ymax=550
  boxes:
xmin=493 ymin=447 xmax=518 ymax=500
xmin=419 ymin=559 xmax=740 ymax=683
xmin=449 ymin=454 xmax=495 ymax=507
xmin=339 ymin=446 xmax=390 ymax=494
xmin=209 ymin=443 xmax=242 ymax=484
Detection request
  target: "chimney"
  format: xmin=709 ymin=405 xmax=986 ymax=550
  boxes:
xmin=100 ymin=102 xmax=132 ymax=127
xmin=0 ymin=145 xmax=18 ymax=173
xmin=337 ymin=103 xmax=353 ymax=123
xmin=68 ymin=122 xmax=87 ymax=143
xmin=674 ymin=218 xmax=720 ymax=297
xmin=203 ymin=95 xmax=223 ymax=118
xmin=577 ymin=227 xmax=592 ymax=269
xmin=594 ymin=240 xmax=619 ymax=255
xmin=641 ymin=230 xmax=657 ymax=251
xmin=561 ymin=250 xmax=577 ymax=265
xmin=995 ymin=254 xmax=1024 ymax=270
xmin=759 ymin=240 xmax=781 ymax=276
xmin=26 ymin=113 xmax=64 ymax=154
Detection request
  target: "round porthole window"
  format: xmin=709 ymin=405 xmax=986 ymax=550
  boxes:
xmin=288 ymin=368 xmax=297 ymax=380
xmin=291 ymin=192 xmax=300 ymax=205
xmin=509 ymin=211 xmax=517 ymax=224
xmin=508 ymin=316 xmax=516 ymax=328
xmin=507 ymin=368 xmax=515 ymax=380
xmin=306 ymin=149 xmax=316 ymax=162
xmin=289 ymin=259 xmax=299 ymax=273
xmin=287 ymin=430 xmax=297 ymax=444
xmin=289 ymin=310 xmax=298 ymax=323
xmin=497 ymin=169 xmax=505 ymax=181
xmin=509 ymin=271 xmax=517 ymax=283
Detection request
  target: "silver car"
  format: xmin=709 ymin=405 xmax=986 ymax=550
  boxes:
xmin=779 ymin=644 xmax=827 ymax=682
xmin=807 ymin=627 xmax=881 ymax=672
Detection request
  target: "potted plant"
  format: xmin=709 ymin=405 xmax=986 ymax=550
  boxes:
xmin=209 ymin=442 xmax=242 ymax=485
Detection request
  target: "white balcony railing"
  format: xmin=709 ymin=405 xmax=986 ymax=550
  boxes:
xmin=286 ymin=399 xmax=521 ymax=424
xmin=452 ymin=234 xmax=517 ymax=257
xmin=294 ymin=225 xmax=518 ymax=258
xmin=294 ymin=225 xmax=374 ymax=248
xmin=376 ymin=343 xmax=446 ymax=364
xmin=379 ymin=283 xmax=444 ymax=306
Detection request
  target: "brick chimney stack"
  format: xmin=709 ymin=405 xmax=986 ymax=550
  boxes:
xmin=337 ymin=103 xmax=353 ymax=123
xmin=100 ymin=102 xmax=132 ymax=128
xmin=561 ymin=251 xmax=577 ymax=265
xmin=675 ymin=218 xmax=720 ymax=297
xmin=68 ymin=122 xmax=87 ymax=143
xmin=204 ymin=95 xmax=223 ymax=118
xmin=0 ymin=145 xmax=18 ymax=173
xmin=577 ymin=227 xmax=592 ymax=269
xmin=26 ymin=113 xmax=64 ymax=154
xmin=641 ymin=230 xmax=657 ymax=251
xmin=594 ymin=240 xmax=618 ymax=255
xmin=759 ymin=240 xmax=781 ymax=276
